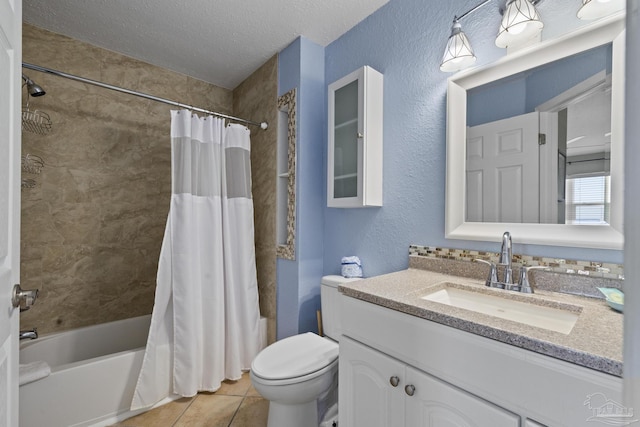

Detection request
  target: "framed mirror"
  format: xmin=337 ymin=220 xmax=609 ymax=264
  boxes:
xmin=445 ymin=14 xmax=625 ymax=249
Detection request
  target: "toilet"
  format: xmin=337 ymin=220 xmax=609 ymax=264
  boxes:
xmin=250 ymin=275 xmax=360 ymax=427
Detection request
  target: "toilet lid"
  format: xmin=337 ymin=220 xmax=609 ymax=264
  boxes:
xmin=251 ymin=332 xmax=338 ymax=380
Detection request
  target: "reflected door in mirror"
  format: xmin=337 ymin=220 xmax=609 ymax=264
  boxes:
xmin=445 ymin=16 xmax=624 ymax=249
xmin=466 ymin=112 xmax=540 ymax=223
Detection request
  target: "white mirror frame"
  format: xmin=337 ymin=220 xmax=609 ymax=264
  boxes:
xmin=445 ymin=13 xmax=625 ymax=250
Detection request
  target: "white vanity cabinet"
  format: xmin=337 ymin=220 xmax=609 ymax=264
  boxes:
xmin=327 ymin=66 xmax=383 ymax=208
xmin=340 ymin=335 xmax=405 ymax=426
xmin=340 ymin=335 xmax=519 ymax=427
xmin=339 ymin=295 xmax=622 ymax=427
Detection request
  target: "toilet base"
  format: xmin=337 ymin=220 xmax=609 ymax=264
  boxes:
xmin=267 ymin=400 xmax=318 ymax=427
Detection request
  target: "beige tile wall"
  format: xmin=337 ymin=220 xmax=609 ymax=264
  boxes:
xmin=20 ymin=24 xmax=277 ymax=337
xmin=233 ymin=57 xmax=278 ymax=345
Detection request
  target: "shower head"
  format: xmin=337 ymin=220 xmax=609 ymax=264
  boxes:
xmin=22 ymin=73 xmax=46 ymax=97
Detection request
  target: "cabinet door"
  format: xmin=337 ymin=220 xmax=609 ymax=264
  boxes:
xmin=327 ymin=66 xmax=383 ymax=207
xmin=329 ymin=73 xmax=361 ymax=203
xmin=405 ymin=367 xmax=519 ymax=427
xmin=339 ymin=336 xmax=405 ymax=427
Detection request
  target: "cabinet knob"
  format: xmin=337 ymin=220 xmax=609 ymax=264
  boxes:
xmin=357 ymin=132 xmax=364 ymax=139
xmin=404 ymin=384 xmax=415 ymax=396
xmin=389 ymin=376 xmax=400 ymax=387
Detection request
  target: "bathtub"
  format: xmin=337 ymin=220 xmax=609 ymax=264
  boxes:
xmin=19 ymin=315 xmax=268 ymax=427
xmin=19 ymin=315 xmax=153 ymax=427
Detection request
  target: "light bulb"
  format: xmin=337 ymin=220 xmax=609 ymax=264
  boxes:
xmin=496 ymin=0 xmax=543 ymax=48
xmin=577 ymin=0 xmax=624 ymax=20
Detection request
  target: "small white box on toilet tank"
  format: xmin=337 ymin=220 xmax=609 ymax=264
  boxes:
xmin=321 ymin=275 xmax=362 ymax=342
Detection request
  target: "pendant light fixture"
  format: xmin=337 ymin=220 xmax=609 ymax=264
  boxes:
xmin=495 ymin=0 xmax=544 ymax=48
xmin=440 ymin=19 xmax=476 ymax=72
xmin=577 ymin=0 xmax=625 ymax=20
xmin=440 ymin=0 xmax=491 ymax=73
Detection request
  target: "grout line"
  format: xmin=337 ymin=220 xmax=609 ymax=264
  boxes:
xmin=171 ymin=395 xmax=198 ymax=427
xmin=227 ymin=373 xmax=254 ymax=426
xmin=226 ymin=396 xmax=246 ymax=427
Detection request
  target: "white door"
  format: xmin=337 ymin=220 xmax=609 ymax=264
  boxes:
xmin=524 ymin=420 xmax=547 ymax=427
xmin=405 ymin=367 xmax=520 ymax=427
xmin=466 ymin=112 xmax=539 ymax=223
xmin=339 ymin=336 xmax=405 ymax=427
xmin=0 ymin=0 xmax=22 ymax=425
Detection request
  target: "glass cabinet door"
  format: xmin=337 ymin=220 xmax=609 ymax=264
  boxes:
xmin=328 ymin=65 xmax=382 ymax=208
xmin=333 ymin=79 xmax=360 ymax=200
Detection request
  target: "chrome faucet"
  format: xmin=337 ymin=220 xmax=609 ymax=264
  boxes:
xmin=475 ymin=231 xmax=546 ymax=293
xmin=19 ymin=328 xmax=38 ymax=340
xmin=498 ymin=231 xmax=513 ymax=286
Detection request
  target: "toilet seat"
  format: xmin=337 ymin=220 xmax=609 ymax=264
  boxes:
xmin=251 ymin=332 xmax=338 ymax=386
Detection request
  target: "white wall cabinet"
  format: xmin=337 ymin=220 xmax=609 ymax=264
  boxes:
xmin=340 ymin=336 xmax=519 ymax=427
xmin=327 ymin=66 xmax=383 ymax=208
xmin=339 ymin=295 xmax=622 ymax=427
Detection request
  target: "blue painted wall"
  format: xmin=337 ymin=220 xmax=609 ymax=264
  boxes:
xmin=468 ymin=44 xmax=612 ymax=126
xmin=276 ymin=0 xmax=624 ymax=338
xmin=277 ymin=39 xmax=302 ymax=339
xmin=277 ymin=37 xmax=326 ymax=339
xmin=322 ymin=0 xmax=623 ymax=279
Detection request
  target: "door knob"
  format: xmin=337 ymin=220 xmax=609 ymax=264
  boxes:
xmin=12 ymin=284 xmax=39 ymax=312
xmin=405 ymin=384 xmax=415 ymax=396
xmin=389 ymin=376 xmax=400 ymax=387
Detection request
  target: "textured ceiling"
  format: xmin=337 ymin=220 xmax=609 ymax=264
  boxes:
xmin=23 ymin=0 xmax=389 ymax=89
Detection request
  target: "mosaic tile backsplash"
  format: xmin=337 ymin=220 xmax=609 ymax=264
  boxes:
xmin=409 ymin=245 xmax=624 ymax=280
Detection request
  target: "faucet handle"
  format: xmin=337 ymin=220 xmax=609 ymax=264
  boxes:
xmin=518 ymin=266 xmax=548 ymax=294
xmin=474 ymin=259 xmax=499 ymax=288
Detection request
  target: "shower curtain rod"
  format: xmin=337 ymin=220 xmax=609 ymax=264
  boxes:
xmin=22 ymin=62 xmax=269 ymax=130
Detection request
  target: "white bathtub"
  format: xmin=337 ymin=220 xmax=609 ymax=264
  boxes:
xmin=19 ymin=315 xmax=268 ymax=427
xmin=19 ymin=315 xmax=153 ymax=427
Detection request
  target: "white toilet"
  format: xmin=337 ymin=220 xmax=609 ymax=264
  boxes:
xmin=250 ymin=275 xmax=360 ymax=427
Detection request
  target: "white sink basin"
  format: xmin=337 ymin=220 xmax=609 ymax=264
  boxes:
xmin=421 ymin=285 xmax=581 ymax=334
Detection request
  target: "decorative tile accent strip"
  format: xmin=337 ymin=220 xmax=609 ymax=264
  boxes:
xmin=276 ymin=88 xmax=297 ymax=260
xmin=409 ymin=244 xmax=624 ymax=280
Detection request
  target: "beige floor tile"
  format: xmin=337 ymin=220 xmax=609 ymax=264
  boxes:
xmin=229 ymin=397 xmax=269 ymax=427
xmin=174 ymin=394 xmax=243 ymax=427
xmin=110 ymin=397 xmax=193 ymax=427
xmin=216 ymin=372 xmax=252 ymax=396
xmin=245 ymin=383 xmax=263 ymax=397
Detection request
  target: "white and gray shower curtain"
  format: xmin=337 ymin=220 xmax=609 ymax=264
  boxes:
xmin=131 ymin=111 xmax=261 ymax=409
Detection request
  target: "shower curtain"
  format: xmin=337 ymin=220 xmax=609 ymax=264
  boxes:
xmin=131 ymin=111 xmax=262 ymax=410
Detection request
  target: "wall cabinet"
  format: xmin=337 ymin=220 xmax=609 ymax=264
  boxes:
xmin=327 ymin=66 xmax=383 ymax=208
xmin=340 ymin=336 xmax=519 ymax=427
xmin=339 ymin=295 xmax=622 ymax=427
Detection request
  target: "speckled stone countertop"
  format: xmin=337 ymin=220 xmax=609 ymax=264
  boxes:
xmin=339 ymin=268 xmax=623 ymax=377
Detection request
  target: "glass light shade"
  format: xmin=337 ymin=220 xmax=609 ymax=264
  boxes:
xmin=577 ymin=0 xmax=625 ymax=20
xmin=440 ymin=21 xmax=477 ymax=73
xmin=495 ymin=0 xmax=544 ymax=48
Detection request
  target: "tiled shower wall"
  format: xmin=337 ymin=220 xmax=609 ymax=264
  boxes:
xmin=233 ymin=57 xmax=279 ymax=345
xmin=20 ymin=24 xmax=277 ymax=337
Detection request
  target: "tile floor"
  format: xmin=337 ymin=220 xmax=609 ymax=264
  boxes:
xmin=111 ymin=373 xmax=268 ymax=427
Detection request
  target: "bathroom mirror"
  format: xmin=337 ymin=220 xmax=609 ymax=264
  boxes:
xmin=445 ymin=14 xmax=625 ymax=249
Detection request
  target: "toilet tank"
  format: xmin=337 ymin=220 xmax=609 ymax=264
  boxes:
xmin=321 ymin=275 xmax=362 ymax=342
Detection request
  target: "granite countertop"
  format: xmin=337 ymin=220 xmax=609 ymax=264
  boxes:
xmin=339 ymin=268 xmax=623 ymax=377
